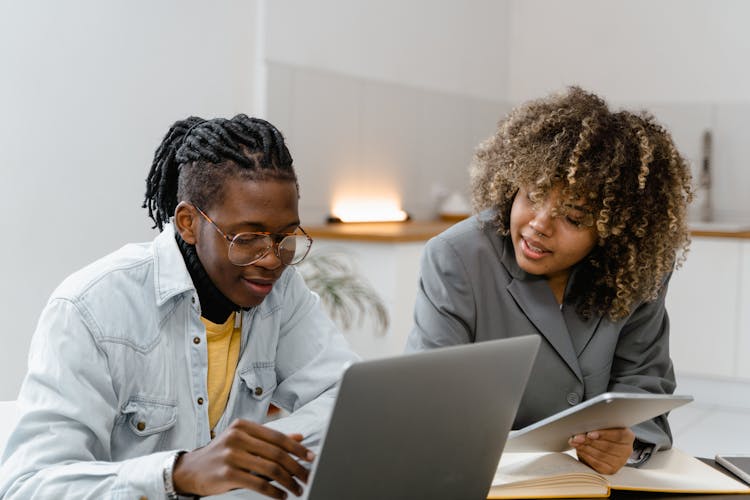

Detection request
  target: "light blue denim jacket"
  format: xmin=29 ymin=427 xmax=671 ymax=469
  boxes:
xmin=0 ymin=225 xmax=359 ymax=499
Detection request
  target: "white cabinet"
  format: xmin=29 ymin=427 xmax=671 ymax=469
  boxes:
xmin=666 ymin=237 xmax=747 ymax=379
xmin=309 ymin=239 xmax=426 ymax=360
xmin=312 ymin=231 xmax=750 ymax=382
xmin=738 ymin=241 xmax=750 ymax=379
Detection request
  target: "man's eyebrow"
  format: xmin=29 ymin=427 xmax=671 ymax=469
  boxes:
xmin=276 ymin=221 xmax=301 ymax=232
xmin=234 ymin=220 xmax=300 ymax=232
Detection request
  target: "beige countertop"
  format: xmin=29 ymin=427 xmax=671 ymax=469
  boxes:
xmin=306 ymin=220 xmax=750 ymax=242
xmin=306 ymin=220 xmax=456 ymax=243
xmin=687 ymin=221 xmax=750 ymax=239
xmin=690 ymin=229 xmax=750 ymax=239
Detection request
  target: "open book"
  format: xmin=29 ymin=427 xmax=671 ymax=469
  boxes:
xmin=489 ymin=448 xmax=750 ymax=498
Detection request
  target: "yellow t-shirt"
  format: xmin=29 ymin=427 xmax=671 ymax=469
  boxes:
xmin=201 ymin=312 xmax=242 ymax=430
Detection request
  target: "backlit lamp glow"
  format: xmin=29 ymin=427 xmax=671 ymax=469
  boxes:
xmin=330 ymin=198 xmax=409 ymax=223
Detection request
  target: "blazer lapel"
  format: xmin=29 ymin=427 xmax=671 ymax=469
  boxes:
xmin=561 ymin=266 xmax=603 ymax=356
xmin=507 ymin=279 xmax=583 ymax=382
xmin=499 ymin=236 xmax=583 ymax=382
xmin=562 ymin=304 xmax=602 ymax=356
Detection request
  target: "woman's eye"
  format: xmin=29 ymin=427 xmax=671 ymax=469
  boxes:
xmin=525 ymin=193 xmax=539 ymax=209
xmin=566 ymin=216 xmax=583 ymax=227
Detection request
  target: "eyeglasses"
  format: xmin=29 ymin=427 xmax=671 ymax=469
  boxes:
xmin=193 ymin=205 xmax=313 ymax=266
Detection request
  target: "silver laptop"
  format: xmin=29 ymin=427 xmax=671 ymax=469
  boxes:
xmin=305 ymin=335 xmax=540 ymax=500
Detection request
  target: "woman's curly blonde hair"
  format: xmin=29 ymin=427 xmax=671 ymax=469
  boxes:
xmin=471 ymin=87 xmax=693 ymax=321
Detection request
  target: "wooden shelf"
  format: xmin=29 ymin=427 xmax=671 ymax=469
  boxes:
xmin=690 ymin=230 xmax=750 ymax=239
xmin=305 ymin=220 xmax=457 ymax=243
xmin=305 ymin=219 xmax=750 ymax=242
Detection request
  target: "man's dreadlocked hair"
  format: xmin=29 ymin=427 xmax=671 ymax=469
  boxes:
xmin=143 ymin=114 xmax=297 ymax=231
xmin=471 ymin=87 xmax=693 ymax=321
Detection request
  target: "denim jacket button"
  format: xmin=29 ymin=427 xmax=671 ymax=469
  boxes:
xmin=193 ymin=337 xmax=201 ymax=345
xmin=197 ymin=397 xmax=204 ymax=405
xmin=136 ymin=421 xmax=146 ymax=431
xmin=254 ymin=387 xmax=263 ymax=396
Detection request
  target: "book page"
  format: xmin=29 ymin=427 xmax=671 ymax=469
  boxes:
xmin=608 ymin=448 xmax=750 ymax=494
xmin=489 ymin=451 xmax=609 ymax=499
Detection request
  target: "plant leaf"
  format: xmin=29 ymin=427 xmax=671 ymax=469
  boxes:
xmin=297 ymin=251 xmax=390 ymax=334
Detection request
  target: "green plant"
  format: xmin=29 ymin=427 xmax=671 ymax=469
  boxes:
xmin=297 ymin=251 xmax=389 ymax=334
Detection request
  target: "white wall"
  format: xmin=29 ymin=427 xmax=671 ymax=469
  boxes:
xmin=0 ymin=0 xmax=259 ymax=400
xmin=266 ymin=63 xmax=509 ymax=224
xmin=266 ymin=0 xmax=750 ymax=109
xmin=507 ymin=0 xmax=750 ymax=102
xmin=265 ymin=0 xmax=511 ymax=102
xmin=264 ymin=0 xmax=514 ymax=223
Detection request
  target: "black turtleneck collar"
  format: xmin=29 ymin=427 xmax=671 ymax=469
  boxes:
xmin=175 ymin=231 xmax=241 ymax=324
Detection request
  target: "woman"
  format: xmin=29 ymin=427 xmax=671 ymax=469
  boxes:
xmin=406 ymin=87 xmax=693 ymax=474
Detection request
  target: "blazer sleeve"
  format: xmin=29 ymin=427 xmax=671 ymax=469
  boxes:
xmin=608 ymin=281 xmax=676 ymax=450
xmin=405 ymin=234 xmax=477 ymax=352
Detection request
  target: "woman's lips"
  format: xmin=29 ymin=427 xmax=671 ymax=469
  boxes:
xmin=520 ymin=237 xmax=550 ymax=260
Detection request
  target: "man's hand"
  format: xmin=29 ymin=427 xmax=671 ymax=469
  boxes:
xmin=568 ymin=427 xmax=635 ymax=475
xmin=172 ymin=419 xmax=315 ymax=499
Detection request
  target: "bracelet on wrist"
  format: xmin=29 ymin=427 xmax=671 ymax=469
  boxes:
xmin=163 ymin=450 xmax=188 ymax=499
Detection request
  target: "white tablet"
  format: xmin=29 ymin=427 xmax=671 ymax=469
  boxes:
xmin=715 ymin=455 xmax=750 ymax=484
xmin=504 ymin=392 xmax=693 ymax=452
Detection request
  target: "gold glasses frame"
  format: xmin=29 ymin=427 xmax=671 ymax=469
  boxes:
xmin=193 ymin=205 xmax=313 ymax=266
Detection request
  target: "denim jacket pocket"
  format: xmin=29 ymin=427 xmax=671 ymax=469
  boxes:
xmin=122 ymin=397 xmax=178 ymax=436
xmin=239 ymin=365 xmax=277 ymax=401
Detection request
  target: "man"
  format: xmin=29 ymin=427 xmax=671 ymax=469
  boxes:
xmin=0 ymin=115 xmax=358 ymax=499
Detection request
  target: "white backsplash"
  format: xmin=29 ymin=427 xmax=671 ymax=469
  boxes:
xmin=266 ymin=61 xmax=509 ymax=224
xmin=267 ymin=62 xmax=750 ymax=225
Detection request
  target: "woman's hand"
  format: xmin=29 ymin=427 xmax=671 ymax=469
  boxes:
xmin=172 ymin=419 xmax=315 ymax=499
xmin=568 ymin=427 xmax=635 ymax=475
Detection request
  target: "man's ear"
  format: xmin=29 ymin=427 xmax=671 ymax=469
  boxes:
xmin=174 ymin=201 xmax=199 ymax=245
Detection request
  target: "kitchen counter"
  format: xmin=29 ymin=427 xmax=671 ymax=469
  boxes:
xmin=690 ymin=229 xmax=750 ymax=239
xmin=305 ymin=220 xmax=456 ymax=243
xmin=687 ymin=222 xmax=750 ymax=239
xmin=306 ymin=220 xmax=750 ymax=242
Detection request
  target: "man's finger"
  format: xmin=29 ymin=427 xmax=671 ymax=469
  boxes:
xmin=230 ymin=433 xmax=311 ymax=483
xmin=233 ymin=420 xmax=315 ymax=461
xmin=236 ymin=453 xmax=305 ymax=497
xmin=223 ymin=466 xmax=294 ymax=499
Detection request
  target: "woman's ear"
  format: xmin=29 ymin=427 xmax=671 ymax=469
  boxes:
xmin=174 ymin=201 xmax=199 ymax=244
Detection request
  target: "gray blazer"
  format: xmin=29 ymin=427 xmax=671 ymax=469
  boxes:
xmin=406 ymin=212 xmax=675 ymax=449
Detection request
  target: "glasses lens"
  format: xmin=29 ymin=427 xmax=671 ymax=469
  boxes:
xmin=278 ymin=235 xmax=312 ymax=265
xmin=229 ymin=234 xmax=272 ymax=266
